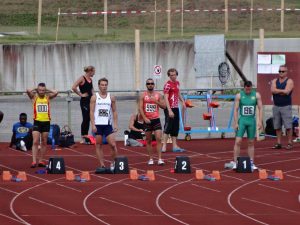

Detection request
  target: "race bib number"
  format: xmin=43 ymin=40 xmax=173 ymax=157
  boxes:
xmin=145 ymin=103 xmax=157 ymax=113
xmin=242 ymin=106 xmax=254 ymax=116
xmin=36 ymin=104 xmax=48 ymax=113
xmin=98 ymin=109 xmax=109 ymax=117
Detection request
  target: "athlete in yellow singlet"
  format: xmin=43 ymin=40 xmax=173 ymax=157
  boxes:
xmin=27 ymin=83 xmax=58 ymax=168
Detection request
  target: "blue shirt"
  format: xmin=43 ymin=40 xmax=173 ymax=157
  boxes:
xmin=12 ymin=122 xmax=33 ymax=139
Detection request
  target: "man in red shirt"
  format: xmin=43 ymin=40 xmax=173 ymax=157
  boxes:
xmin=162 ymin=68 xmax=186 ymax=152
xmin=139 ymin=78 xmax=166 ymax=165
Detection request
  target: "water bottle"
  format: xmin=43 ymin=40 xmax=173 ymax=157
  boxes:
xmin=124 ymin=134 xmax=128 ymax=146
xmin=51 ymin=138 xmax=55 ymax=150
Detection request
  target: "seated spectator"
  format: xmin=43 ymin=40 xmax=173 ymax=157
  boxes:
xmin=125 ymin=113 xmax=145 ymax=147
xmin=10 ymin=113 xmax=33 ymax=151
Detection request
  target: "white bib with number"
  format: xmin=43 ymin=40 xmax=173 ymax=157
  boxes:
xmin=94 ymin=93 xmax=112 ymax=125
xmin=242 ymin=106 xmax=255 ymax=116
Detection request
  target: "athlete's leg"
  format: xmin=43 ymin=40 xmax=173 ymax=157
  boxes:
xmin=95 ymin=135 xmax=105 ymax=167
xmin=154 ymin=129 xmax=162 ymax=160
xmin=31 ymin=131 xmax=40 ymax=165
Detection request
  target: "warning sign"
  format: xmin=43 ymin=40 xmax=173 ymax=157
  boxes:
xmin=153 ymin=65 xmax=162 ymax=79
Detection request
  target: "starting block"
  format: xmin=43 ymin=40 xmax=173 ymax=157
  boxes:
xmin=66 ymin=171 xmax=75 ymax=181
xmin=130 ymin=169 xmax=138 ymax=180
xmin=17 ymin=171 xmax=27 ymax=181
xmin=274 ymin=170 xmax=284 ymax=180
xmin=195 ymin=170 xmax=205 ymax=180
xmin=2 ymin=171 xmax=12 ymax=181
xmin=146 ymin=170 xmax=155 ymax=181
xmin=259 ymin=169 xmax=268 ymax=179
xmin=95 ymin=167 xmax=113 ymax=174
xmin=81 ymin=171 xmax=91 ymax=181
xmin=212 ymin=170 xmax=221 ymax=180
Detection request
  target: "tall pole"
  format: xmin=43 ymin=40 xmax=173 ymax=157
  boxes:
xmin=250 ymin=0 xmax=253 ymax=39
xmin=37 ymin=0 xmax=42 ymax=35
xmin=259 ymin=28 xmax=264 ymax=52
xmin=55 ymin=8 xmax=60 ymax=42
xmin=224 ymin=0 xmax=228 ymax=33
xmin=281 ymin=0 xmax=284 ymax=32
xmin=154 ymin=0 xmax=157 ymax=41
xmin=135 ymin=30 xmax=141 ymax=91
xmin=167 ymin=0 xmax=171 ymax=35
xmin=181 ymin=0 xmax=184 ymax=36
xmin=104 ymin=0 xmax=108 ymax=34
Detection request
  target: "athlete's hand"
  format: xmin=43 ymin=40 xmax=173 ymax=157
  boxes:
xmin=234 ymin=123 xmax=239 ymax=131
xmin=92 ymin=125 xmax=97 ymax=133
xmin=257 ymin=122 xmax=263 ymax=131
xmin=168 ymin=110 xmax=174 ymax=118
xmin=144 ymin=118 xmax=151 ymax=124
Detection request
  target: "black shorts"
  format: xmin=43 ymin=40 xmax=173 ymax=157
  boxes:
xmin=33 ymin=120 xmax=50 ymax=133
xmin=164 ymin=108 xmax=180 ymax=137
xmin=95 ymin=125 xmax=114 ymax=137
xmin=144 ymin=118 xmax=162 ymax=132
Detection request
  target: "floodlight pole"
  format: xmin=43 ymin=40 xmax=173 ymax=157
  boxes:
xmin=224 ymin=0 xmax=228 ymax=33
xmin=104 ymin=0 xmax=108 ymax=34
xmin=37 ymin=0 xmax=43 ymax=35
xmin=154 ymin=1 xmax=157 ymax=41
xmin=281 ymin=0 xmax=284 ymax=32
xmin=135 ymin=30 xmax=141 ymax=92
xmin=167 ymin=0 xmax=171 ymax=35
xmin=250 ymin=0 xmax=253 ymax=39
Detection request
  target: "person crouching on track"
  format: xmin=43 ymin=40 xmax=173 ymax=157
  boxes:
xmin=232 ymin=81 xmax=263 ymax=170
xmin=26 ymin=83 xmax=58 ymax=168
xmin=90 ymin=78 xmax=118 ymax=170
xmin=139 ymin=78 xmax=166 ymax=166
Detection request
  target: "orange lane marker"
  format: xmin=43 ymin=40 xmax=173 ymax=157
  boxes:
xmin=212 ymin=170 xmax=221 ymax=180
xmin=259 ymin=169 xmax=268 ymax=179
xmin=130 ymin=169 xmax=138 ymax=180
xmin=17 ymin=171 xmax=27 ymax=181
xmin=2 ymin=171 xmax=12 ymax=181
xmin=195 ymin=170 xmax=204 ymax=180
xmin=274 ymin=170 xmax=284 ymax=180
xmin=146 ymin=170 xmax=155 ymax=181
xmin=81 ymin=171 xmax=91 ymax=181
xmin=66 ymin=170 xmax=75 ymax=181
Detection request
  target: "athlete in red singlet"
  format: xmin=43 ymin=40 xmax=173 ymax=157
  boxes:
xmin=162 ymin=68 xmax=186 ymax=152
xmin=139 ymin=78 xmax=166 ymax=165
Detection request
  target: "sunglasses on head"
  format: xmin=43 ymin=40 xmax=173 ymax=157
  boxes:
xmin=146 ymin=82 xmax=154 ymax=85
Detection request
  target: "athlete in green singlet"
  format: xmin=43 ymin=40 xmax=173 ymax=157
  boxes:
xmin=232 ymin=81 xmax=263 ymax=170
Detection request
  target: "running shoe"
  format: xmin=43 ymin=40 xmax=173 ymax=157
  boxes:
xmin=157 ymin=159 xmax=165 ymax=166
xmin=147 ymin=159 xmax=154 ymax=165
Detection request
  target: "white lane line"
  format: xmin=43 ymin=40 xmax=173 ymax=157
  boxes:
xmin=83 ymin=178 xmax=128 ymax=225
xmin=0 ymin=186 xmax=19 ymax=194
xmin=221 ymin=174 xmax=245 ymax=181
xmin=0 ymin=213 xmax=25 ymax=224
xmin=156 ymin=179 xmax=192 ymax=225
xmin=258 ymin=184 xmax=289 ymax=193
xmin=242 ymin=197 xmax=300 ymax=214
xmin=29 ymin=197 xmax=77 ymax=215
xmin=286 ymin=174 xmax=300 ymax=179
xmin=98 ymin=197 xmax=152 ymax=215
xmin=191 ymin=183 xmax=221 ymax=193
xmin=259 ymin=157 xmax=300 ymax=166
xmin=171 ymin=197 xmax=227 ymax=215
xmin=227 ymin=179 xmax=269 ymax=225
xmin=123 ymin=183 xmax=151 ymax=193
xmin=55 ymin=183 xmax=82 ymax=192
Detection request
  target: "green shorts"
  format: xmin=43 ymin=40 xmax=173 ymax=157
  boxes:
xmin=236 ymin=117 xmax=256 ymax=139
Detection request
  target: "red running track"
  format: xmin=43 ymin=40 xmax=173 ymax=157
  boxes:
xmin=0 ymin=138 xmax=299 ymax=225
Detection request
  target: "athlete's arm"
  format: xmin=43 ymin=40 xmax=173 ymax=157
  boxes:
xmin=71 ymin=76 xmax=86 ymax=97
xmin=26 ymin=88 xmax=36 ymax=99
xmin=90 ymin=94 xmax=97 ymax=133
xmin=271 ymin=79 xmax=285 ymax=95
xmin=233 ymin=93 xmax=240 ymax=130
xmin=156 ymin=93 xmax=166 ymax=109
xmin=111 ymin=95 xmax=118 ymax=132
xmin=281 ymin=79 xmax=294 ymax=95
xmin=47 ymin=89 xmax=58 ymax=99
xmin=256 ymin=92 xmax=263 ymax=130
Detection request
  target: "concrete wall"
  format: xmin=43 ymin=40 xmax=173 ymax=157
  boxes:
xmin=0 ymin=39 xmax=299 ymax=92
